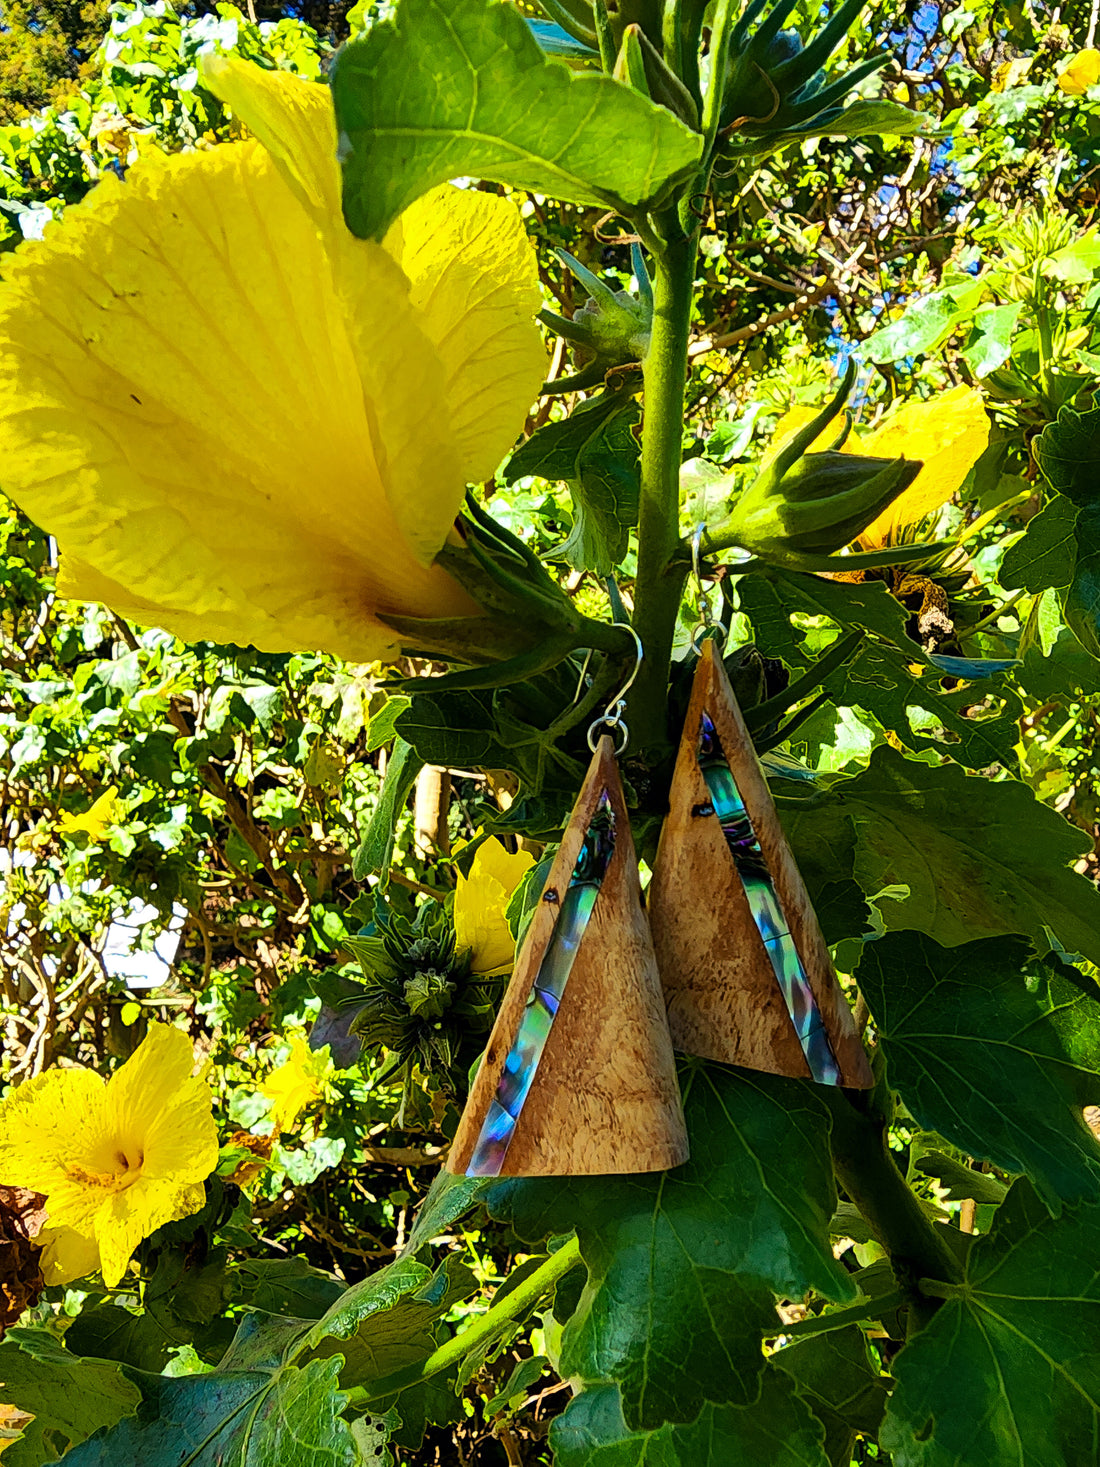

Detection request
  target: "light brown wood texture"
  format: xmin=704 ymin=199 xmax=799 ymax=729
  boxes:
xmin=447 ymin=737 xmax=689 ymax=1176
xmin=649 ymin=641 xmax=873 ymax=1088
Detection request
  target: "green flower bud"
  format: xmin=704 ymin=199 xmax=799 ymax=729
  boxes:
xmin=720 ymin=0 xmax=888 ymax=147
xmin=539 ymin=246 xmax=652 ymax=369
xmin=341 ymin=906 xmax=498 ymax=1095
xmin=612 ymin=23 xmax=701 ymax=130
xmin=712 ymin=366 xmax=924 ymax=567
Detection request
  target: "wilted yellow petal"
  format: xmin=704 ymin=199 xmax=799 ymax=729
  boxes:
xmin=859 ymin=386 xmax=989 ymax=546
xmin=58 ymin=785 xmax=123 ymax=839
xmin=454 ymin=836 xmax=534 ymax=975
xmin=260 ymin=1036 xmax=330 ymax=1134
xmin=0 ymin=142 xmax=477 ymax=659
xmin=383 ymin=187 xmax=547 ymax=487
xmin=1059 ymin=48 xmax=1100 ymax=95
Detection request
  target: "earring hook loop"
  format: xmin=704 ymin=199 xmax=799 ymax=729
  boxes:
xmin=690 ymin=524 xmax=715 ymax=654
xmin=587 ymin=623 xmax=643 ymax=755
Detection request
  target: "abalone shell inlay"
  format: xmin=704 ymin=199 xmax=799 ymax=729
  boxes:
xmin=465 ymin=795 xmax=617 ymax=1175
xmin=697 ymin=711 xmax=842 ymax=1085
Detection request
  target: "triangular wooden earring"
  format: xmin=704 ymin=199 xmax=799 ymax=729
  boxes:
xmin=448 ymin=736 xmax=689 ymax=1177
xmin=648 ymin=640 xmax=873 ymax=1088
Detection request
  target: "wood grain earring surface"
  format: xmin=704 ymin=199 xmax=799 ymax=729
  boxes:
xmin=448 ymin=736 xmax=690 ymax=1177
xmin=648 ymin=641 xmax=873 ymax=1088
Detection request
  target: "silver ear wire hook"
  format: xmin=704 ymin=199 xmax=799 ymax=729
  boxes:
xmin=587 ymin=623 xmax=643 ymax=755
xmin=690 ymin=524 xmax=714 ymax=653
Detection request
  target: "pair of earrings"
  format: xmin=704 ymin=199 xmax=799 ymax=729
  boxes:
xmin=448 ymin=636 xmax=872 ymax=1180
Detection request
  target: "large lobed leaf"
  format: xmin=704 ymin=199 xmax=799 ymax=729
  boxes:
xmin=739 ymin=573 xmax=1022 ymax=770
xmin=1032 ymin=404 xmax=1100 ymax=657
xmin=63 ymin=1355 xmax=361 ymax=1466
xmin=819 ymin=746 xmax=1100 ymax=967
xmin=550 ymin=1374 xmax=829 ymax=1466
xmin=858 ymin=931 xmax=1100 ymax=1212
xmin=0 ymin=1331 xmax=140 ymax=1465
xmin=332 ymin=0 xmax=703 ymax=240
xmin=882 ymin=1181 xmax=1100 ymax=1466
xmin=485 ymin=1062 xmax=853 ymax=1430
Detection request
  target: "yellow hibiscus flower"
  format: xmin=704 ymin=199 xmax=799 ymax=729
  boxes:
xmin=0 ymin=57 xmax=547 ymax=663
xmin=57 ymin=785 xmax=124 ymax=840
xmin=259 ymin=1035 xmax=332 ymax=1135
xmin=766 ymin=384 xmax=989 ymax=549
xmin=1058 ymin=48 xmax=1100 ymax=96
xmin=454 ymin=835 xmax=535 ymax=976
xmin=0 ymin=1024 xmax=218 ymax=1288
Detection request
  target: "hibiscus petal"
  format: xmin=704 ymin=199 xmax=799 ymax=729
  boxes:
xmin=860 ymin=385 xmax=989 ymax=546
xmin=0 ymin=140 xmax=476 ymax=659
xmin=200 ymin=53 xmax=340 ymax=221
xmin=36 ymin=1224 xmax=103 ymax=1287
xmin=454 ymin=835 xmax=534 ymax=974
xmin=0 ymin=1067 xmax=105 ymax=1198
xmin=94 ymin=1179 xmax=208 ymax=1289
xmin=106 ymin=1025 xmax=218 ymax=1183
xmin=200 ymin=55 xmax=494 ymax=564
xmin=383 ymin=186 xmax=548 ymax=485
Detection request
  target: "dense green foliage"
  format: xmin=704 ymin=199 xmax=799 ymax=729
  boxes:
xmin=4 ymin=0 xmax=1100 ymax=1463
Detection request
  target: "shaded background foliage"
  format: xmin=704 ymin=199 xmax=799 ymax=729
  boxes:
xmin=4 ymin=0 xmax=1100 ymax=1462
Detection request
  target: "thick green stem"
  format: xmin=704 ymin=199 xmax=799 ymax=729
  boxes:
xmin=342 ymin=1236 xmax=582 ymax=1409
xmin=628 ymin=219 xmax=697 ymax=755
xmin=824 ymin=1088 xmax=963 ymax=1333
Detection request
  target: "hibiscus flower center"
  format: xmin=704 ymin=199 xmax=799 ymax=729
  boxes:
xmin=66 ymin=1145 xmax=145 ymax=1192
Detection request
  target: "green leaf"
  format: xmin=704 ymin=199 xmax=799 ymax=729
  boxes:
xmin=857 ymin=932 xmax=1100 ymax=1211
xmin=403 ymin=1169 xmax=489 ymax=1256
xmin=960 ymin=301 xmax=1022 ymax=377
xmin=302 ymin=1254 xmax=474 ymax=1387
xmin=999 ymin=495 xmax=1078 ymax=591
xmin=1045 ymin=229 xmax=1100 ymax=283
xmin=484 ymin=1355 xmax=549 ymax=1417
xmin=332 ymin=0 xmax=703 ymax=240
xmin=882 ymin=1180 xmax=1100 ymax=1466
xmin=0 ymin=1330 xmax=141 ymax=1466
xmin=485 ymin=1062 xmax=853 ymax=1430
xmin=365 ymin=694 xmax=412 ymax=754
xmin=1060 ymin=502 xmax=1100 ymax=658
xmin=351 ymin=735 xmax=422 ymax=880
xmin=235 ymin=1257 xmax=347 ymax=1318
xmin=63 ymin=1354 xmax=361 ymax=1466
xmin=761 ymin=567 xmax=910 ymax=646
xmin=913 ymin=1153 xmax=1010 ymax=1205
xmin=830 ymin=642 xmax=1021 ymax=770
xmin=864 ymin=282 xmax=984 ymax=364
xmin=744 ymin=565 xmax=1021 ymax=767
xmin=743 ymin=571 xmax=1020 ymax=770
xmin=828 ymin=746 xmax=1100 ymax=963
xmin=1034 ymin=401 xmax=1100 ymax=506
xmin=549 ymin=1375 xmax=829 ymax=1466
xmin=817 ymin=98 xmax=928 ymax=139
xmin=772 ymin=1327 xmax=890 ymax=1467
xmin=506 ymin=393 xmax=641 ymax=576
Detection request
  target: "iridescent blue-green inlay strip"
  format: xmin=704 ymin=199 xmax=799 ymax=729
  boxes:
xmin=697 ymin=711 xmax=842 ymax=1085
xmin=465 ymin=795 xmax=616 ymax=1176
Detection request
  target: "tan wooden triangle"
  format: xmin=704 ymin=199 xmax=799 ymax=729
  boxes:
xmin=448 ymin=737 xmax=689 ymax=1176
xmin=649 ymin=641 xmax=873 ymax=1088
